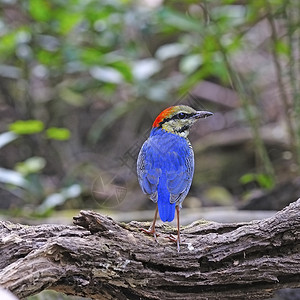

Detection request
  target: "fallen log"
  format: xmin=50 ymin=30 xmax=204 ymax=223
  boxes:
xmin=0 ymin=199 xmax=299 ymax=300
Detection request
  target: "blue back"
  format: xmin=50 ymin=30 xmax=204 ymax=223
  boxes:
xmin=137 ymin=128 xmax=194 ymax=222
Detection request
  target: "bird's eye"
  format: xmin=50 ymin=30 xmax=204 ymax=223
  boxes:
xmin=178 ymin=112 xmax=186 ymax=119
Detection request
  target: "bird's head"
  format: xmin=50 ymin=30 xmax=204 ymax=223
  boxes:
xmin=152 ymin=105 xmax=213 ymax=138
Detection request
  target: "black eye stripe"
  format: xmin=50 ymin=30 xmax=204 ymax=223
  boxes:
xmin=175 ymin=112 xmax=195 ymax=120
xmin=158 ymin=112 xmax=195 ymax=127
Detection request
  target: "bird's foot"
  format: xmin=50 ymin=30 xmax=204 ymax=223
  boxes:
xmin=140 ymin=227 xmax=159 ymax=243
xmin=168 ymin=234 xmax=181 ymax=252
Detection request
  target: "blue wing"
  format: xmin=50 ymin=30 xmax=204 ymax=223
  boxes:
xmin=137 ymin=129 xmax=194 ymax=221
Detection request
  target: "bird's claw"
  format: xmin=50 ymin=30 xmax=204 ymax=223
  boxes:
xmin=168 ymin=234 xmax=181 ymax=252
xmin=168 ymin=234 xmax=177 ymax=242
xmin=140 ymin=227 xmax=160 ymax=243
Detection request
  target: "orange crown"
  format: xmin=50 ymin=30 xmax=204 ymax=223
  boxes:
xmin=152 ymin=106 xmax=177 ymax=128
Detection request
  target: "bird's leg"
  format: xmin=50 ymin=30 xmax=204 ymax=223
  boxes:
xmin=176 ymin=206 xmax=181 ymax=252
xmin=168 ymin=206 xmax=181 ymax=252
xmin=140 ymin=206 xmax=159 ymax=242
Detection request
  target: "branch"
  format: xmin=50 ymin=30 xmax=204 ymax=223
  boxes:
xmin=0 ymin=199 xmax=300 ymax=300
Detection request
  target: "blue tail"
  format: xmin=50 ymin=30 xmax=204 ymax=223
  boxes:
xmin=157 ymin=175 xmax=176 ymax=222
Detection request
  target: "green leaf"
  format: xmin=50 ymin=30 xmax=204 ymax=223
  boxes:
xmin=275 ymin=40 xmax=289 ymax=56
xmin=221 ymin=0 xmax=237 ymax=3
xmin=240 ymin=173 xmax=274 ymax=189
xmin=158 ymin=7 xmax=202 ymax=33
xmin=0 ymin=28 xmax=29 ymax=57
xmin=211 ymin=5 xmax=246 ymax=26
xmin=256 ymin=174 xmax=274 ymax=189
xmin=80 ymin=47 xmax=104 ymax=65
xmin=56 ymin=11 xmax=82 ymax=35
xmin=46 ymin=127 xmax=71 ymax=140
xmin=109 ymin=61 xmax=133 ymax=82
xmin=28 ymin=0 xmax=52 ymax=21
xmin=37 ymin=49 xmax=62 ymax=66
xmin=59 ymin=87 xmax=85 ymax=106
xmin=15 ymin=156 xmax=46 ymax=175
xmin=240 ymin=173 xmax=256 ymax=185
xmin=210 ymin=59 xmax=229 ymax=83
xmin=9 ymin=120 xmax=44 ymax=135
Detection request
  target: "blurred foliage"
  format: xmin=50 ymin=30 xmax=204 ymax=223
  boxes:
xmin=240 ymin=173 xmax=274 ymax=190
xmin=0 ymin=0 xmax=299 ymax=216
xmin=9 ymin=120 xmax=44 ymax=134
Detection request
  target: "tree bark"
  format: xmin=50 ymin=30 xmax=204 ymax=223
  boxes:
xmin=0 ymin=199 xmax=299 ymax=300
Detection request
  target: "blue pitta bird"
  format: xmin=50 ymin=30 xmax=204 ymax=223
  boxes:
xmin=137 ymin=105 xmax=213 ymax=251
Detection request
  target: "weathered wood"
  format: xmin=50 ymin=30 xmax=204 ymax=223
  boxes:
xmin=0 ymin=199 xmax=299 ymax=300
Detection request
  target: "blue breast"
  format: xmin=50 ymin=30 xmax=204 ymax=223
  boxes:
xmin=137 ymin=128 xmax=194 ymax=222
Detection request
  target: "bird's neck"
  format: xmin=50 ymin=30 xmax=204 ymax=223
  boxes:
xmin=150 ymin=127 xmax=190 ymax=139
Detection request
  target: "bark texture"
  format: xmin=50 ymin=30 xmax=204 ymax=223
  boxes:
xmin=0 ymin=199 xmax=300 ymax=300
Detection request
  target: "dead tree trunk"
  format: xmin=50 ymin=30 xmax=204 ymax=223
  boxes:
xmin=0 ymin=199 xmax=299 ymax=300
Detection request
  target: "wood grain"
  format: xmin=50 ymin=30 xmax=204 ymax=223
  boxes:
xmin=0 ymin=199 xmax=299 ymax=299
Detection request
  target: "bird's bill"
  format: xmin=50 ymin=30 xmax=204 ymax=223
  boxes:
xmin=195 ymin=111 xmax=213 ymax=119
